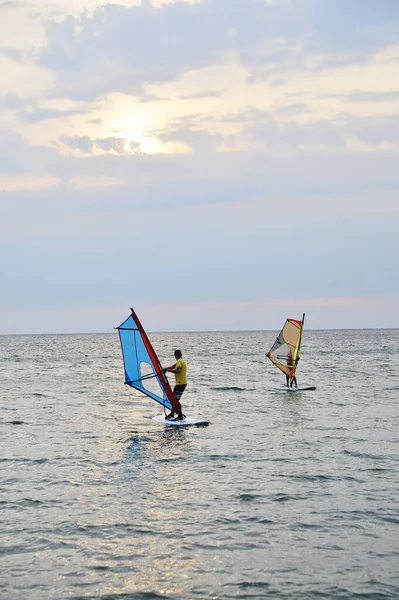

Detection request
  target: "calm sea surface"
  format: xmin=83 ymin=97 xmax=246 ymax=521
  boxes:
xmin=1 ymin=330 xmax=398 ymax=600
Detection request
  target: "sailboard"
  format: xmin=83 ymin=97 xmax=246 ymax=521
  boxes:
xmin=153 ymin=415 xmax=209 ymax=427
xmin=267 ymin=384 xmax=316 ymax=392
xmin=266 ymin=313 xmax=316 ymax=391
xmin=116 ymin=308 xmax=210 ymax=425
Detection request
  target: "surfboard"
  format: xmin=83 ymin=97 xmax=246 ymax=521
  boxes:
xmin=153 ymin=414 xmax=210 ymax=427
xmin=268 ymin=384 xmax=316 ymax=392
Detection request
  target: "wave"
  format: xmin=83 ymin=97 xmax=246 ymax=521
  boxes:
xmin=209 ymin=386 xmax=245 ymax=391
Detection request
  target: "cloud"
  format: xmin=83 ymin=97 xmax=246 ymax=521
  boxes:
xmin=0 ymin=128 xmax=59 ymax=174
xmin=157 ymin=127 xmax=220 ymax=153
xmin=40 ymin=1 xmax=233 ymax=99
xmin=3 ymin=3 xmax=399 ymax=160
xmin=0 ymin=172 xmax=60 ymax=191
xmin=59 ymin=135 xmax=143 ymax=155
xmin=151 ymin=109 xmax=399 ymax=153
xmin=35 ymin=0 xmax=399 ymax=102
xmin=17 ymin=104 xmax=91 ymax=123
xmin=68 ymin=175 xmax=125 ymax=189
xmin=2 ymin=125 xmax=399 ymax=201
xmin=0 ymin=92 xmax=27 ymax=110
xmin=329 ymin=90 xmax=399 ymax=103
xmin=94 ymin=137 xmax=142 ymax=154
xmin=58 ymin=135 xmax=94 ymax=153
xmin=34 ymin=1 xmax=305 ymax=99
xmin=0 ymin=54 xmax=54 ymax=97
xmin=250 ymin=111 xmax=399 ymax=150
xmin=0 ymin=47 xmax=23 ymax=61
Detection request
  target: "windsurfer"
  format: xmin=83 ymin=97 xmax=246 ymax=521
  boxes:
xmin=164 ymin=350 xmax=187 ymax=420
xmin=286 ymin=350 xmax=298 ymax=388
xmin=267 ymin=315 xmax=305 ymax=390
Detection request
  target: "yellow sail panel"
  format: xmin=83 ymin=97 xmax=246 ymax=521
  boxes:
xmin=267 ymin=317 xmax=304 ymax=377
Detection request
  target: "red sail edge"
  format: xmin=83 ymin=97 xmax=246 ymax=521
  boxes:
xmin=130 ymin=308 xmax=179 ymax=413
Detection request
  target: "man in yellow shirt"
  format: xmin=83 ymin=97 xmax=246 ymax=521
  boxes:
xmin=164 ymin=350 xmax=187 ymax=420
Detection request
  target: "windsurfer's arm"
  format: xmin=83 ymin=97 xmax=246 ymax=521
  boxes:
xmin=166 ymin=365 xmax=182 ymax=374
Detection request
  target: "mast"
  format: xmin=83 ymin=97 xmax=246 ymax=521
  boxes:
xmin=296 ymin=313 xmax=305 ymax=359
xmin=129 ymin=308 xmax=179 ymax=413
xmin=294 ymin=313 xmax=305 ymax=375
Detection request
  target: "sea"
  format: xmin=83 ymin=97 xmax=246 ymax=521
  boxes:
xmin=1 ymin=329 xmax=398 ymax=600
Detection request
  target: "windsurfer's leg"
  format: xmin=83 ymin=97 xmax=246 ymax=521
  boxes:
xmin=176 ymin=402 xmax=183 ymax=420
xmin=286 ymin=375 xmax=289 ymax=387
xmin=173 ymin=384 xmax=186 ymax=419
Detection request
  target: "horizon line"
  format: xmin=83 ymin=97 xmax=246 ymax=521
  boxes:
xmin=1 ymin=327 xmax=398 ymax=336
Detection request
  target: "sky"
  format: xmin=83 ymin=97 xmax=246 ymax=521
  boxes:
xmin=0 ymin=0 xmax=398 ymax=334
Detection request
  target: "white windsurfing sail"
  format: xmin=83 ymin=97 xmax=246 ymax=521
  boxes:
xmin=266 ymin=313 xmax=305 ymax=380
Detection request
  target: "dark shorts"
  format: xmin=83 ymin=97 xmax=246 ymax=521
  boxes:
xmin=173 ymin=384 xmax=187 ymax=401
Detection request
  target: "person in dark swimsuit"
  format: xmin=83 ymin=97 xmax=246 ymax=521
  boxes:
xmin=286 ymin=350 xmax=298 ymax=388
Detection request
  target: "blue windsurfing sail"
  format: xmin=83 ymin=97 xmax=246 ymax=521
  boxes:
xmin=117 ymin=308 xmax=178 ymax=412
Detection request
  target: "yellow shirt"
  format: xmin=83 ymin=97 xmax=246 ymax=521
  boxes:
xmin=174 ymin=358 xmax=187 ymax=385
